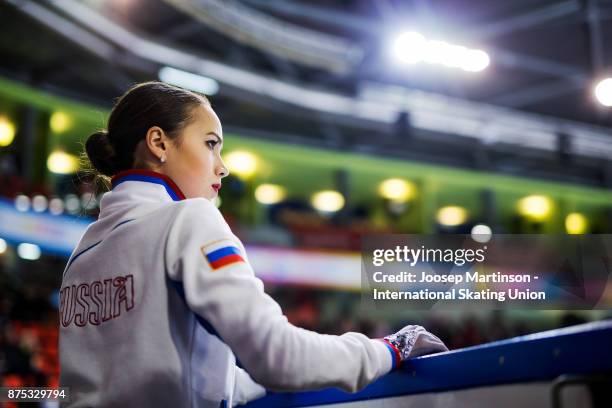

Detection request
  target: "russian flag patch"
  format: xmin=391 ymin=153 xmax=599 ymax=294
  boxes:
xmin=203 ymin=245 xmax=245 ymax=270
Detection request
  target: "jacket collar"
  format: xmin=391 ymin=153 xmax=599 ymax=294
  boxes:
xmin=97 ymin=169 xmax=186 ymax=220
xmin=111 ymin=169 xmax=186 ymax=201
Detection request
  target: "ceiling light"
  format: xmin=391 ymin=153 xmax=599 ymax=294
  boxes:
xmin=517 ymin=195 xmax=552 ymax=221
xmin=392 ymin=31 xmax=490 ymax=73
xmin=224 ymin=151 xmax=258 ymax=179
xmin=565 ymin=213 xmax=587 ymax=234
xmin=311 ymin=190 xmax=345 ymax=213
xmin=594 ymin=78 xmax=612 ymax=107
xmin=50 ymin=112 xmax=72 ymax=133
xmin=471 ymin=224 xmax=492 ymax=243
xmin=47 ymin=150 xmax=79 ymax=174
xmin=0 ymin=116 xmax=16 ymax=147
xmin=255 ymin=184 xmax=286 ymax=205
xmin=17 ymin=243 xmax=41 ymax=261
xmin=159 ymin=66 xmax=220 ymax=96
xmin=379 ymin=178 xmax=416 ymax=202
xmin=437 ymin=206 xmax=468 ymax=226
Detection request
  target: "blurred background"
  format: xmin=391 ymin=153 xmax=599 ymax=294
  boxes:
xmin=1 ymin=0 xmax=612 ymax=394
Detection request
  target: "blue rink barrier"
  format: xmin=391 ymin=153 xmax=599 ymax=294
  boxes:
xmin=245 ymin=321 xmax=612 ymax=407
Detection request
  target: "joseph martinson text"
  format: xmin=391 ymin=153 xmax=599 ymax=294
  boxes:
xmin=371 ymin=271 xmax=546 ymax=302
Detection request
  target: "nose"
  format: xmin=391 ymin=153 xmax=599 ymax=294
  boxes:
xmin=217 ymin=157 xmax=229 ymax=178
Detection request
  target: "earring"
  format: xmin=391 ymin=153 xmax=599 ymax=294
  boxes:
xmin=160 ymin=155 xmax=166 ymax=163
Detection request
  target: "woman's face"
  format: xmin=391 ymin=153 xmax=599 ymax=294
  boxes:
xmin=164 ymin=104 xmax=228 ymax=200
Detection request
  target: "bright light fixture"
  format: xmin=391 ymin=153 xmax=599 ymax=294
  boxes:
xmin=255 ymin=184 xmax=286 ymax=205
xmin=65 ymin=194 xmax=81 ymax=214
xmin=0 ymin=238 xmax=7 ymax=254
xmin=15 ymin=195 xmax=30 ymax=212
xmin=17 ymin=243 xmax=41 ymax=260
xmin=159 ymin=66 xmax=220 ymax=96
xmin=436 ymin=206 xmax=468 ymax=226
xmin=392 ymin=31 xmax=427 ymax=64
xmin=594 ymin=78 xmax=612 ymax=107
xmin=565 ymin=213 xmax=588 ymax=234
xmin=50 ymin=112 xmax=72 ymax=133
xmin=311 ymin=190 xmax=345 ymax=213
xmin=517 ymin=195 xmax=552 ymax=221
xmin=49 ymin=198 xmax=64 ymax=215
xmin=471 ymin=223 xmax=492 ymax=243
xmin=47 ymin=150 xmax=80 ymax=174
xmin=0 ymin=116 xmax=16 ymax=147
xmin=378 ymin=178 xmax=416 ymax=202
xmin=461 ymin=49 xmax=490 ymax=72
xmin=32 ymin=195 xmax=48 ymax=212
xmin=392 ymin=31 xmax=489 ymax=72
xmin=224 ymin=151 xmax=258 ymax=179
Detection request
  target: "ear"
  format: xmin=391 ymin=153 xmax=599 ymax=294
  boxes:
xmin=144 ymin=126 xmax=168 ymax=160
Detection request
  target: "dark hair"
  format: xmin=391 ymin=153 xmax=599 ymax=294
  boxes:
xmin=84 ymin=81 xmax=209 ymax=179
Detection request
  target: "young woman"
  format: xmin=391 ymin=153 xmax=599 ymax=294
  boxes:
xmin=59 ymin=82 xmax=447 ymax=407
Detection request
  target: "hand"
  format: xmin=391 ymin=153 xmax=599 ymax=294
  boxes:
xmin=383 ymin=325 xmax=448 ymax=365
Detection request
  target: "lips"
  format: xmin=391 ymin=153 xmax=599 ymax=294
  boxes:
xmin=212 ymin=183 xmax=221 ymax=193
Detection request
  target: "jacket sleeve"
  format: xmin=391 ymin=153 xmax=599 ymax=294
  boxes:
xmin=164 ymin=199 xmax=393 ymax=392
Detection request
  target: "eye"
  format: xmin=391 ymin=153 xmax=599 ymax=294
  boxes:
xmin=206 ymin=140 xmax=218 ymax=150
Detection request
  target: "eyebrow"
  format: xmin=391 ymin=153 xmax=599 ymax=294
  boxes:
xmin=207 ymin=131 xmax=223 ymax=144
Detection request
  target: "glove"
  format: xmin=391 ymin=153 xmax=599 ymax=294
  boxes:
xmin=382 ymin=325 xmax=448 ymax=367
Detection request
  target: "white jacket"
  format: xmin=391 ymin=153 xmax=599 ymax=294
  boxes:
xmin=59 ymin=169 xmax=393 ymax=408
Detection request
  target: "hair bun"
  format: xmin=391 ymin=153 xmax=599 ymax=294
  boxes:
xmin=85 ymin=130 xmax=118 ymax=177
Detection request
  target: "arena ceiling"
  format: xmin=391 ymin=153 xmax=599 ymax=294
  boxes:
xmin=1 ymin=0 xmax=611 ymax=186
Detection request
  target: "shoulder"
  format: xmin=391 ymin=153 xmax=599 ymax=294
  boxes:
xmin=164 ymin=198 xmax=242 ymax=268
xmin=169 ymin=198 xmax=233 ymax=238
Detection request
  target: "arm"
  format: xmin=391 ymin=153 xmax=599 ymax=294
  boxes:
xmin=164 ymin=199 xmax=392 ymax=392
